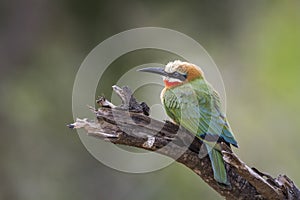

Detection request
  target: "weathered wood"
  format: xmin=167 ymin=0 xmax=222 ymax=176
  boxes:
xmin=68 ymin=85 xmax=300 ymax=200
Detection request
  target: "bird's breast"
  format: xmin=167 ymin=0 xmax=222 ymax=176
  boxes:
xmin=160 ymin=87 xmax=167 ymax=104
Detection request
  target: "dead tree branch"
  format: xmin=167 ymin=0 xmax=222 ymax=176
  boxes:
xmin=68 ymin=85 xmax=300 ymax=200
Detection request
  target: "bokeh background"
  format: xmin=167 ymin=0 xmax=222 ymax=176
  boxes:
xmin=1 ymin=0 xmax=300 ymax=199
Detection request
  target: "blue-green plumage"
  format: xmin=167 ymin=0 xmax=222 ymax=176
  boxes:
xmin=138 ymin=61 xmax=238 ymax=186
xmin=162 ymin=78 xmax=238 ymax=185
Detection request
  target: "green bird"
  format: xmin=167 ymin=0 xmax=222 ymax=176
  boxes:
xmin=138 ymin=60 xmax=238 ymax=186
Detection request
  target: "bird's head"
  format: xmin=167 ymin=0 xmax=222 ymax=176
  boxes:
xmin=138 ymin=60 xmax=204 ymax=88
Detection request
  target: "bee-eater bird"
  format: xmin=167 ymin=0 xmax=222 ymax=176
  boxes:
xmin=138 ymin=60 xmax=238 ymax=186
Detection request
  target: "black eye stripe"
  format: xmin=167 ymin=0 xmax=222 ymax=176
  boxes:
xmin=173 ymin=72 xmax=186 ymax=77
xmin=168 ymin=71 xmax=187 ymax=81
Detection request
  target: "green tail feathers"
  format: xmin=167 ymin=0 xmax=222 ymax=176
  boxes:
xmin=205 ymin=144 xmax=230 ymax=186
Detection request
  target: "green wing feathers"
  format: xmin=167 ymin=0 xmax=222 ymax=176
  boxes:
xmin=162 ymin=78 xmax=238 ymax=185
xmin=163 ymin=79 xmax=238 ymax=146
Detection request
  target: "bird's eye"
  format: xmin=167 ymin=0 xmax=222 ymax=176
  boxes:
xmin=171 ymin=72 xmax=187 ymax=81
xmin=173 ymin=72 xmax=180 ymax=77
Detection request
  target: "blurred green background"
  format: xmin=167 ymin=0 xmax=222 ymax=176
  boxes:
xmin=1 ymin=0 xmax=300 ymax=199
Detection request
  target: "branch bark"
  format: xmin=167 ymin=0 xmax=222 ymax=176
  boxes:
xmin=68 ymin=85 xmax=300 ymax=200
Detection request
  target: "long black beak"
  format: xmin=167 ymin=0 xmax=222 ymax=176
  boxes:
xmin=137 ymin=67 xmax=169 ymax=76
xmin=138 ymin=67 xmax=186 ymax=81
